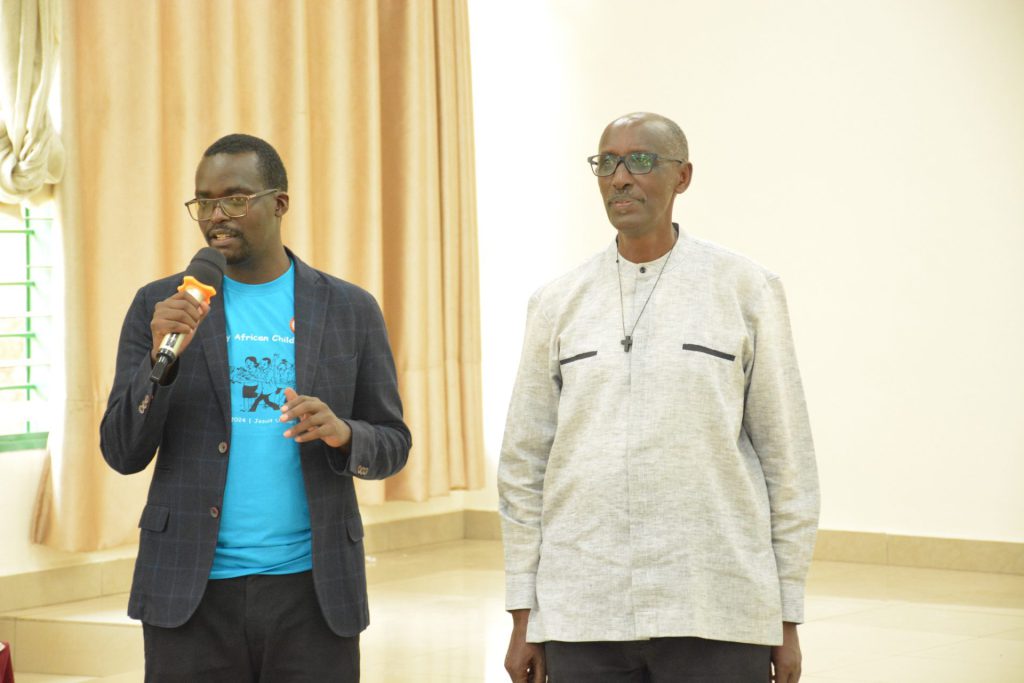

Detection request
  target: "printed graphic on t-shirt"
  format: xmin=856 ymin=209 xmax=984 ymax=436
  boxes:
xmin=227 ymin=328 xmax=296 ymax=427
xmin=229 ymin=349 xmax=297 ymax=414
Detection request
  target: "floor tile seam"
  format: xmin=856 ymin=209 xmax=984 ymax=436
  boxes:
xmin=5 ymin=615 xmax=140 ymax=629
xmin=839 ymin=602 xmax=1024 ymax=618
xmin=965 ymin=624 xmax=1024 ymax=639
xmin=893 ymin=601 xmax=1024 ymax=614
xmin=988 ymin=627 xmax=1024 ymax=640
xmin=805 ymin=647 xmax=994 ymax=670
xmin=0 ymin=592 xmax=131 ymax=614
xmin=892 ymin=633 xmax=996 ymax=659
xmin=2 ymin=610 xmax=130 ymax=622
xmin=800 ymin=622 xmax=977 ymax=647
xmin=368 ymin=589 xmax=497 ymax=600
xmin=810 ymin=621 xmax=1024 ymax=641
xmin=807 ymin=602 xmax=1024 ymax=626
xmin=799 ymin=656 xmax=892 ymax=677
xmin=366 ymin=572 xmax=461 ymax=585
xmin=804 ymin=602 xmax=901 ymax=623
xmin=368 ymin=578 xmax=501 ymax=589
xmin=888 ymin=649 xmax=1024 ymax=666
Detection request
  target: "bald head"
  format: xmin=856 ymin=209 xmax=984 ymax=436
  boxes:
xmin=601 ymin=112 xmax=689 ymax=163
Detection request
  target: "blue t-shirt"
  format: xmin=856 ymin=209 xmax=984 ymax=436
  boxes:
xmin=210 ymin=261 xmax=313 ymax=579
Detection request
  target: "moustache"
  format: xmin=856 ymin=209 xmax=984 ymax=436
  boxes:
xmin=206 ymin=227 xmax=243 ymax=240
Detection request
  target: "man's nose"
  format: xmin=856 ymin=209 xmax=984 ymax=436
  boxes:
xmin=208 ymin=202 xmax=230 ymax=222
xmin=610 ymin=160 xmax=634 ymax=189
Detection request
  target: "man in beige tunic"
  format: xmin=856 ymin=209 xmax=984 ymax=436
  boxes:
xmin=499 ymin=112 xmax=819 ymax=683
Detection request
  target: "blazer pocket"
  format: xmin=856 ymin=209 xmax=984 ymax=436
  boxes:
xmin=559 ymin=350 xmax=598 ymax=366
xmin=682 ymin=343 xmax=736 ymax=362
xmin=138 ymin=504 xmax=170 ymax=533
xmin=346 ymin=515 xmax=365 ymax=543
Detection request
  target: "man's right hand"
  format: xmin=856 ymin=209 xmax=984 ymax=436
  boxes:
xmin=150 ymin=291 xmax=209 ymax=364
xmin=505 ymin=609 xmax=546 ymax=683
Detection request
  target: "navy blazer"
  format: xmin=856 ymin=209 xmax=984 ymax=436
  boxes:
xmin=100 ymin=250 xmax=411 ymax=636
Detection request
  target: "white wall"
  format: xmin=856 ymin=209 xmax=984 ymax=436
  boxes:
xmin=0 ymin=450 xmax=134 ymax=573
xmin=469 ymin=0 xmax=1024 ymax=542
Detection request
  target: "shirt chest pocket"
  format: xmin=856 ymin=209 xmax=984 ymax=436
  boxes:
xmin=672 ymin=339 xmax=746 ymax=405
xmin=555 ymin=338 xmax=615 ymax=398
xmin=682 ymin=342 xmax=736 ymax=362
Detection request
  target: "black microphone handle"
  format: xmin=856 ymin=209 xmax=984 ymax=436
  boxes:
xmin=149 ymin=332 xmax=185 ymax=384
xmin=147 ymin=248 xmax=225 ymax=385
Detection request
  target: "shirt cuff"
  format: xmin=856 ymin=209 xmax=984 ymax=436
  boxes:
xmin=504 ymin=571 xmax=537 ymax=611
xmin=780 ymin=580 xmax=805 ymax=624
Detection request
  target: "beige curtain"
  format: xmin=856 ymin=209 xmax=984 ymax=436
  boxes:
xmin=32 ymin=0 xmax=484 ymax=551
xmin=0 ymin=0 xmax=64 ymax=202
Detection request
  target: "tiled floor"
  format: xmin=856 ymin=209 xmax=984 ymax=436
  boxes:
xmin=12 ymin=539 xmax=1024 ymax=681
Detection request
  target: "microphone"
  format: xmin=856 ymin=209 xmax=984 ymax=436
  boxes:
xmin=149 ymin=247 xmax=226 ymax=385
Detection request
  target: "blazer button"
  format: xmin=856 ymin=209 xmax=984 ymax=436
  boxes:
xmin=209 ymin=506 xmax=220 ymax=518
xmin=218 ymin=442 xmax=228 ymax=454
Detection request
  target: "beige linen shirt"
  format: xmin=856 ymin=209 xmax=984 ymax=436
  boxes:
xmin=498 ymin=233 xmax=820 ymax=646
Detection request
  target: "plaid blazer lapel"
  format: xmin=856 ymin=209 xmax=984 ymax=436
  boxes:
xmin=199 ymin=290 xmax=231 ymax=429
xmin=291 ymin=252 xmax=327 ymax=394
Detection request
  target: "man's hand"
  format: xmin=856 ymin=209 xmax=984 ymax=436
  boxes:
xmin=771 ymin=622 xmax=802 ymax=683
xmin=150 ymin=291 xmax=209 ymax=363
xmin=280 ymin=387 xmax=352 ymax=449
xmin=505 ymin=609 xmax=545 ymax=683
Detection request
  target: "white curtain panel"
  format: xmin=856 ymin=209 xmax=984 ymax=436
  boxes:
xmin=0 ymin=0 xmax=63 ymax=203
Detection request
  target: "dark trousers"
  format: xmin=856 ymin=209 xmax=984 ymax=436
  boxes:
xmin=545 ymin=637 xmax=771 ymax=683
xmin=143 ymin=570 xmax=359 ymax=683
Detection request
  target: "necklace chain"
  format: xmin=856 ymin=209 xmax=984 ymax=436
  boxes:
xmin=616 ymin=242 xmax=674 ymax=353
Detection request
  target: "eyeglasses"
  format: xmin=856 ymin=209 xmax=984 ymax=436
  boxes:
xmin=587 ymin=152 xmax=684 ymax=177
xmin=184 ymin=188 xmax=280 ymax=221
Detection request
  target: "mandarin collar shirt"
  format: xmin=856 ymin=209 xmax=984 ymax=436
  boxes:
xmin=498 ymin=232 xmax=820 ymax=646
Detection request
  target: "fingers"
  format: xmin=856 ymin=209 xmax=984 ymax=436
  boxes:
xmin=505 ymin=640 xmax=545 ymax=683
xmin=279 ymin=389 xmax=349 ymax=448
xmin=772 ymin=662 xmax=799 ymax=683
xmin=150 ymin=292 xmax=208 ymax=359
xmin=280 ymin=391 xmax=323 ymax=429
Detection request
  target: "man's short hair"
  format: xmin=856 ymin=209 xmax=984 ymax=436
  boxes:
xmin=611 ymin=113 xmax=689 ymax=163
xmin=204 ymin=134 xmax=289 ymax=191
xmin=655 ymin=115 xmax=689 ymax=164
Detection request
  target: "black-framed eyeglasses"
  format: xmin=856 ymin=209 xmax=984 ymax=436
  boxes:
xmin=587 ymin=152 xmax=684 ymax=177
xmin=184 ymin=188 xmax=280 ymax=221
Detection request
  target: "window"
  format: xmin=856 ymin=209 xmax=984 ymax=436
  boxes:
xmin=0 ymin=205 xmax=54 ymax=452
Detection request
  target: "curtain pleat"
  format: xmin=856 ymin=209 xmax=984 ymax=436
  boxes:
xmin=0 ymin=0 xmax=64 ymax=202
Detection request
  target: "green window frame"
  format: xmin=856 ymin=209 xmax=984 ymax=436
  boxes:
xmin=0 ymin=206 xmax=53 ymax=452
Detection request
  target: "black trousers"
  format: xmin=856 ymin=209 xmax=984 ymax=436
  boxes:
xmin=545 ymin=637 xmax=771 ymax=683
xmin=143 ymin=570 xmax=359 ymax=683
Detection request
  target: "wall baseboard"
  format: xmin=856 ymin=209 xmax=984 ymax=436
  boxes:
xmin=460 ymin=511 xmax=1024 ymax=576
xmin=813 ymin=529 xmax=1024 ymax=575
xmin=361 ymin=509 xmax=501 ymax=554
xmin=451 ymin=510 xmax=1024 ymax=575
xmin=4 ymin=512 xmax=1021 ymax=615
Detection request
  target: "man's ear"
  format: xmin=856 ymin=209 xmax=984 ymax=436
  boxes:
xmin=675 ymin=162 xmax=693 ymax=195
xmin=275 ymin=192 xmax=290 ymax=217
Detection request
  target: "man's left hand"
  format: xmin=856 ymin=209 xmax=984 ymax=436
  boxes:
xmin=771 ymin=621 xmax=802 ymax=683
xmin=280 ymin=387 xmax=352 ymax=449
